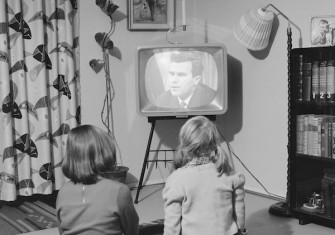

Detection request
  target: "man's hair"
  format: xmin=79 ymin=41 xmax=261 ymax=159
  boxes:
xmin=320 ymin=19 xmax=329 ymax=29
xmin=62 ymin=125 xmax=117 ymax=184
xmin=320 ymin=19 xmax=329 ymax=25
xmin=173 ymin=116 xmax=234 ymax=176
xmin=170 ymin=52 xmax=204 ymax=77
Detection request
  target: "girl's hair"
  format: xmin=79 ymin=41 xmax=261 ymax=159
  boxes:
xmin=62 ymin=125 xmax=116 ymax=184
xmin=173 ymin=116 xmax=234 ymax=176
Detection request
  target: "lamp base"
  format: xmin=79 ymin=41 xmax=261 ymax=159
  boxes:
xmin=268 ymin=201 xmax=294 ymax=217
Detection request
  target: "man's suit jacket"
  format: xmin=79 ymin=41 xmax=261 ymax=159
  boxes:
xmin=155 ymin=83 xmax=216 ymax=109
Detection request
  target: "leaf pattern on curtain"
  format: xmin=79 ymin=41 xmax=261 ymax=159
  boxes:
xmin=0 ymin=0 xmax=80 ymax=201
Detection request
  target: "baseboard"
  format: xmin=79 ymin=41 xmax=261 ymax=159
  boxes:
xmin=244 ymin=186 xmax=286 ymax=201
xmin=128 ymin=179 xmax=286 ymax=202
xmin=127 ymin=179 xmax=166 ymax=190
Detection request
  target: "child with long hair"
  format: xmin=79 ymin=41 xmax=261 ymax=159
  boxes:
xmin=162 ymin=116 xmax=247 ymax=235
xmin=56 ymin=125 xmax=139 ymax=235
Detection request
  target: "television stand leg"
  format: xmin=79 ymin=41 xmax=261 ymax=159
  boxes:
xmin=134 ymin=119 xmax=156 ymax=204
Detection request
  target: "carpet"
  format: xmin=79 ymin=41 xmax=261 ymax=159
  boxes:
xmin=0 ymin=198 xmax=164 ymax=235
xmin=139 ymin=219 xmax=164 ymax=235
xmin=0 ymin=200 xmax=57 ymax=235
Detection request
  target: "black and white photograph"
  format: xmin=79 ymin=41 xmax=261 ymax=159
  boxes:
xmin=128 ymin=0 xmax=174 ymax=30
xmin=311 ymin=15 xmax=335 ymax=47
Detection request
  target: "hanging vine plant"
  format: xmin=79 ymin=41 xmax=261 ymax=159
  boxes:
xmin=89 ymin=0 xmax=129 ymax=183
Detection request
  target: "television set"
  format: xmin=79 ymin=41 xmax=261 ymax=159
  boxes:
xmin=136 ymin=43 xmax=228 ymax=118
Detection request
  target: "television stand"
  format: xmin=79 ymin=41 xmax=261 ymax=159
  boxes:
xmin=134 ymin=118 xmax=156 ymax=204
xmin=134 ymin=115 xmax=216 ymax=204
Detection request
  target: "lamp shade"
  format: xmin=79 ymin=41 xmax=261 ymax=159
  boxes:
xmin=233 ymin=8 xmax=274 ymax=51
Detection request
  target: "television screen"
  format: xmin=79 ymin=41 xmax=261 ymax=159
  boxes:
xmin=136 ymin=43 xmax=228 ymax=118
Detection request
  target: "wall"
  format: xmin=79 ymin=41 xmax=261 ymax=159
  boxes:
xmin=80 ymin=0 xmax=335 ymax=198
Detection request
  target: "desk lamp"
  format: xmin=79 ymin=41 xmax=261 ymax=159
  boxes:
xmin=233 ymin=4 xmax=301 ymax=217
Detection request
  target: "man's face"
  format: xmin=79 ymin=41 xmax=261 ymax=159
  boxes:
xmin=320 ymin=23 xmax=328 ymax=34
xmin=167 ymin=61 xmax=199 ymax=100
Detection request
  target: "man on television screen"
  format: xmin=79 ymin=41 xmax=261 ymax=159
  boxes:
xmin=155 ymin=52 xmax=216 ymax=109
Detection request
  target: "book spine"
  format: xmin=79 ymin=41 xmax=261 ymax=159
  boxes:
xmin=308 ymin=115 xmax=315 ymax=156
xmin=322 ymin=179 xmax=332 ymax=217
xmin=318 ymin=116 xmax=323 ymax=157
xmin=324 ymin=167 xmax=335 ymax=178
xmin=330 ymin=184 xmax=335 ymax=218
xmin=297 ymin=55 xmax=304 ymax=101
xmin=323 ymin=175 xmax=335 ymax=182
xmin=312 ymin=60 xmax=320 ymax=101
xmin=328 ymin=119 xmax=333 ymax=158
xmin=332 ymin=121 xmax=335 ymax=159
xmin=296 ymin=115 xmax=304 ymax=154
xmin=319 ymin=60 xmax=328 ymax=102
xmin=302 ymin=58 xmax=312 ymax=101
xmin=321 ymin=118 xmax=328 ymax=158
xmin=303 ymin=115 xmax=309 ymax=154
xmin=327 ymin=60 xmax=335 ymax=102
xmin=312 ymin=116 xmax=321 ymax=156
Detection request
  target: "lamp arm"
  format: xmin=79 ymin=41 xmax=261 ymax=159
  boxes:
xmin=262 ymin=4 xmax=291 ymax=27
xmin=262 ymin=4 xmax=302 ymax=46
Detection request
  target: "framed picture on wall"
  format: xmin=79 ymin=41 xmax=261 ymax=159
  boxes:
xmin=311 ymin=15 xmax=335 ymax=47
xmin=128 ymin=0 xmax=175 ymax=31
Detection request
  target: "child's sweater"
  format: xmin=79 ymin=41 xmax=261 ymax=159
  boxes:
xmin=162 ymin=163 xmax=245 ymax=235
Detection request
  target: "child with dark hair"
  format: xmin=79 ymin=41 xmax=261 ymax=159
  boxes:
xmin=163 ymin=116 xmax=247 ymax=235
xmin=56 ymin=125 xmax=139 ymax=235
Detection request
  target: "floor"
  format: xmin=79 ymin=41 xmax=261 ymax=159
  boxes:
xmin=23 ymin=184 xmax=335 ymax=235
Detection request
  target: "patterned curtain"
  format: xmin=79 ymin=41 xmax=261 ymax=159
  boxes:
xmin=0 ymin=0 xmax=80 ymax=201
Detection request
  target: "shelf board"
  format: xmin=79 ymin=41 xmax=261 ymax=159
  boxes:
xmin=295 ymin=101 xmax=335 ymax=106
xmin=293 ymin=207 xmax=335 ymax=228
xmin=296 ymin=154 xmax=335 ymax=163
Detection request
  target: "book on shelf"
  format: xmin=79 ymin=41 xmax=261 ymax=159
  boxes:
xmin=307 ymin=114 xmax=315 ymax=156
xmin=327 ymin=59 xmax=335 ymax=102
xmin=322 ymin=168 xmax=335 ymax=218
xmin=292 ymin=54 xmax=304 ymax=101
xmin=330 ymin=185 xmax=335 ymax=218
xmin=319 ymin=60 xmax=327 ymax=102
xmin=312 ymin=60 xmax=320 ymax=101
xmin=322 ymin=178 xmax=332 ymax=218
xmin=302 ymin=57 xmax=312 ymax=101
xmin=312 ymin=115 xmax=330 ymax=157
xmin=329 ymin=120 xmax=333 ymax=158
xmin=296 ymin=114 xmax=335 ymax=158
xmin=324 ymin=167 xmax=335 ymax=179
xmin=296 ymin=115 xmax=305 ymax=154
xmin=303 ymin=115 xmax=309 ymax=155
xmin=293 ymin=52 xmax=335 ymax=104
xmin=296 ymin=114 xmax=312 ymax=156
xmin=321 ymin=117 xmax=329 ymax=158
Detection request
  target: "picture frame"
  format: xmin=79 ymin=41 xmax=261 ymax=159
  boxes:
xmin=311 ymin=15 xmax=335 ymax=47
xmin=128 ymin=0 xmax=175 ymax=31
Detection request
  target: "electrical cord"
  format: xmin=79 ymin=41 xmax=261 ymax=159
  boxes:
xmin=219 ymin=132 xmax=286 ymax=201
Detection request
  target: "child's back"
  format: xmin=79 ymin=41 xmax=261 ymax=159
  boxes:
xmin=163 ymin=162 xmax=245 ymax=235
xmin=57 ymin=178 xmax=137 ymax=235
xmin=56 ymin=125 xmax=139 ymax=235
xmin=162 ymin=116 xmax=247 ymax=235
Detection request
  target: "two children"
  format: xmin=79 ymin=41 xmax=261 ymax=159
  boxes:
xmin=56 ymin=116 xmax=247 ymax=235
xmin=163 ymin=116 xmax=247 ymax=235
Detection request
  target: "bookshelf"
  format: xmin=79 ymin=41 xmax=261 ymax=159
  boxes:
xmin=290 ymin=46 xmax=335 ymax=228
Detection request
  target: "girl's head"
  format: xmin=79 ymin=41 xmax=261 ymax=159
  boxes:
xmin=173 ymin=116 xmax=234 ymax=175
xmin=62 ymin=125 xmax=116 ymax=184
